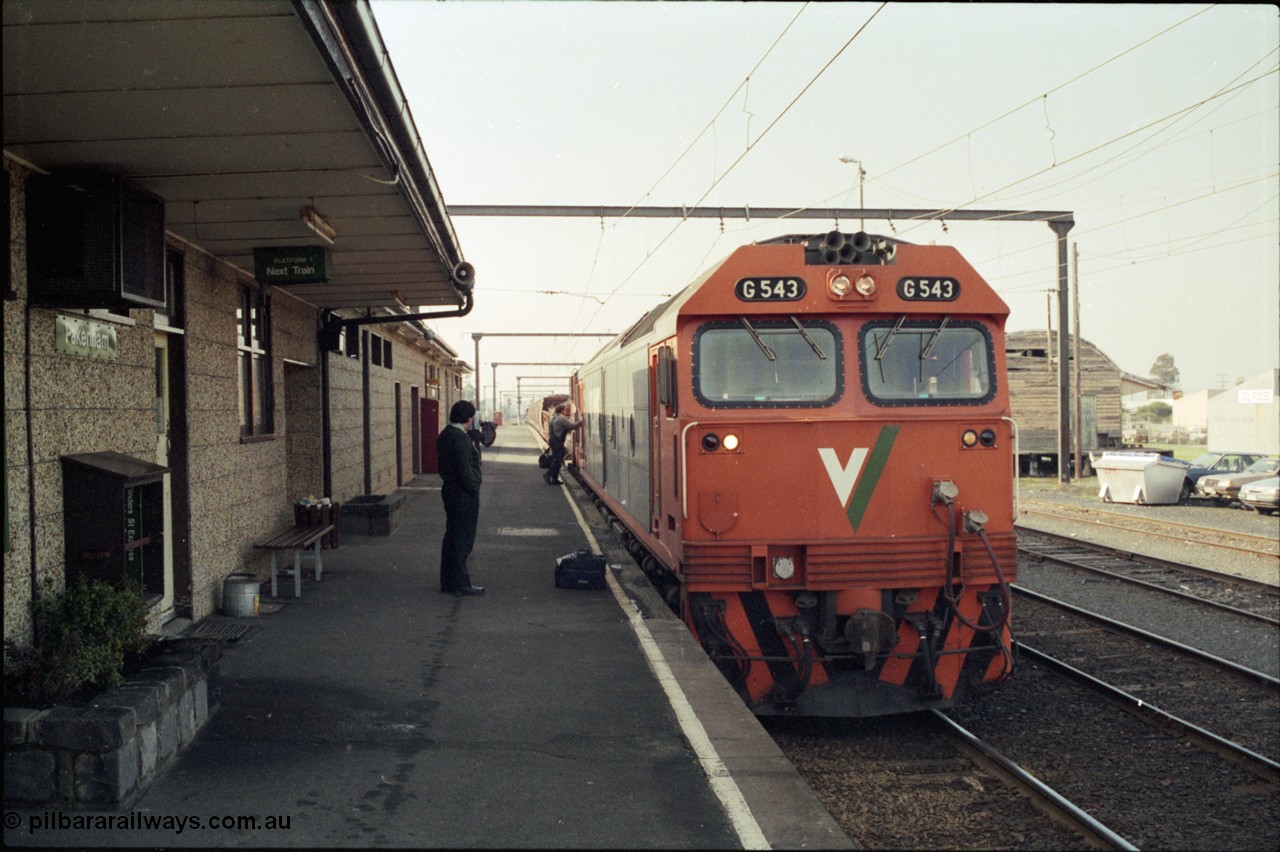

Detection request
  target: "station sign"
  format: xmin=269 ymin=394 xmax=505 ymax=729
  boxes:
xmin=253 ymin=246 xmax=332 ymax=285
xmin=56 ymin=314 xmax=118 ymax=360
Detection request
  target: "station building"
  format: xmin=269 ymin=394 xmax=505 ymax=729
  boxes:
xmin=3 ymin=1 xmax=475 ymax=646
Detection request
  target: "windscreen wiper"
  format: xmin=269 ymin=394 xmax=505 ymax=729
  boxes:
xmin=874 ymin=314 xmax=907 ymax=361
xmin=921 ymin=315 xmax=950 ymax=359
xmin=789 ymin=316 xmax=826 ymax=359
xmin=739 ymin=317 xmax=776 ymax=361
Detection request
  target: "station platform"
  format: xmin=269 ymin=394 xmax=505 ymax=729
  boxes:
xmin=8 ymin=425 xmax=849 ymax=849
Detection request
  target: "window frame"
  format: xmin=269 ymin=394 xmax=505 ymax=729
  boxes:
xmin=857 ymin=318 xmax=997 ymax=407
xmin=236 ymin=280 xmax=275 ymax=439
xmin=691 ymin=318 xmax=843 ymax=410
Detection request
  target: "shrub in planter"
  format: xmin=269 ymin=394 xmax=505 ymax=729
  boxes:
xmin=4 ymin=576 xmax=150 ymax=705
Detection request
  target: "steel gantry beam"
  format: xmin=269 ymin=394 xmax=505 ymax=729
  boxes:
xmin=472 ymin=332 xmax=615 ymax=420
xmin=455 ymin=205 xmax=1076 ymax=482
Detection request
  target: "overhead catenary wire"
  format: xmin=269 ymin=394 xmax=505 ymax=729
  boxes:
xmin=579 ymin=2 xmax=888 ymax=332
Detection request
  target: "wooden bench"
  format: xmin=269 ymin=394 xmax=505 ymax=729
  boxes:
xmin=253 ymin=524 xmax=333 ymax=598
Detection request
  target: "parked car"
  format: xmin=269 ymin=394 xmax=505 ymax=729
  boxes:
xmin=1196 ymin=458 xmax=1280 ymax=506
xmin=1238 ymin=476 xmax=1280 ymax=515
xmin=1176 ymin=451 xmax=1266 ymax=502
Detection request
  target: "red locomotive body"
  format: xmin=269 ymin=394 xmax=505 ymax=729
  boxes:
xmin=571 ymin=231 xmax=1017 ymax=716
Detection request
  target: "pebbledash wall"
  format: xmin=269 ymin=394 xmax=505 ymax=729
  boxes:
xmin=3 ymin=158 xmax=469 ymax=649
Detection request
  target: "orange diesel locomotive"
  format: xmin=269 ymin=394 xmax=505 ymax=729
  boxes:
xmin=570 ymin=230 xmax=1017 ymax=717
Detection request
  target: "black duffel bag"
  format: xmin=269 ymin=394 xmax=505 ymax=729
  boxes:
xmin=554 ymin=549 xmax=607 ymax=590
xmin=538 ymin=449 xmax=552 ymax=469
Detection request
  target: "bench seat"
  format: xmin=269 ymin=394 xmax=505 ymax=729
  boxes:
xmin=254 ymin=523 xmax=333 ymax=597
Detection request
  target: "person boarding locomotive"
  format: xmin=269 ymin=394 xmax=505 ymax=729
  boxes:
xmin=544 ymin=403 xmax=582 ymax=486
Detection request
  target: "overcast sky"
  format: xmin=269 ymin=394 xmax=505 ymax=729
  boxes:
xmin=369 ymin=1 xmax=1279 ymax=410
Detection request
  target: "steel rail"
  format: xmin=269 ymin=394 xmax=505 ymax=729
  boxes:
xmin=930 ymin=710 xmax=1138 ymax=851
xmin=1017 ymin=543 xmax=1279 ymax=626
xmin=1012 ymin=585 xmax=1280 ymax=691
xmin=1015 ymin=642 xmax=1280 ymax=784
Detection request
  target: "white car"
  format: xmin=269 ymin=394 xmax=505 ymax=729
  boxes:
xmin=1238 ymin=476 xmax=1280 ymax=515
xmin=1197 ymin=458 xmax=1280 ymax=506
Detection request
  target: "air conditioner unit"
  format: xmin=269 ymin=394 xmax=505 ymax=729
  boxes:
xmin=26 ymin=173 xmax=166 ymax=310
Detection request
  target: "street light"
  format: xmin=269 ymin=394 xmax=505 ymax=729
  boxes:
xmin=838 ymin=156 xmax=865 ymax=231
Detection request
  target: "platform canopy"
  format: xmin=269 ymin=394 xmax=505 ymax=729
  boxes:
xmin=3 ymin=0 xmax=470 ymax=312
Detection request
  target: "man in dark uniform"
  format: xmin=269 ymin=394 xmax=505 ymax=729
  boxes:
xmin=437 ymin=400 xmax=485 ymax=596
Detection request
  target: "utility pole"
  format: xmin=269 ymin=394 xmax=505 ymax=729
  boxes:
xmin=1072 ymin=243 xmax=1082 ymax=480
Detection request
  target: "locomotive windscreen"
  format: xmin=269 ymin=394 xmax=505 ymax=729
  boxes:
xmin=692 ymin=319 xmax=841 ymax=407
xmin=859 ymin=318 xmax=995 ymax=405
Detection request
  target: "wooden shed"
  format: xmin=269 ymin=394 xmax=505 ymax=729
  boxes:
xmin=1005 ymin=330 xmax=1125 ymax=474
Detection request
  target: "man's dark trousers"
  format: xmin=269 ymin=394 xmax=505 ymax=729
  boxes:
xmin=440 ymin=484 xmax=478 ymax=591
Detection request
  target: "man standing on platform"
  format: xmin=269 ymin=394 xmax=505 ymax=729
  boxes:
xmin=437 ymin=400 xmax=485 ymax=596
xmin=544 ymin=403 xmax=582 ymax=486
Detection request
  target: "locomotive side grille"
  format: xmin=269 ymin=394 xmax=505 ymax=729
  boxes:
xmin=957 ymin=532 xmax=1018 ymax=583
xmin=682 ymin=543 xmax=752 ymax=589
xmin=807 ymin=538 xmax=947 ymax=585
xmin=681 ymin=534 xmax=1017 ymax=588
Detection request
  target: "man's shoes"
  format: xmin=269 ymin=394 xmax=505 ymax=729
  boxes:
xmin=453 ymin=585 xmax=485 ymax=597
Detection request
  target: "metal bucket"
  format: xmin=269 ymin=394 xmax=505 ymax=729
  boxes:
xmin=222 ymin=573 xmax=260 ymax=617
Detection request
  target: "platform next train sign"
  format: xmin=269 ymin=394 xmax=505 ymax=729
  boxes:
xmin=253 ymin=246 xmax=332 ymax=285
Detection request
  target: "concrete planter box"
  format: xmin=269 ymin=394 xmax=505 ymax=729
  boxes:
xmin=3 ymin=638 xmax=221 ymax=810
xmin=339 ymin=492 xmax=406 ymax=536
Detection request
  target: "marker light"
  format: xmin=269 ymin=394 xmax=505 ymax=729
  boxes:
xmin=773 ymin=557 xmax=796 ymax=580
xmin=980 ymin=428 xmax=997 ymax=447
xmin=722 ymin=433 xmax=740 ymax=451
xmin=855 ymin=274 xmax=877 ymax=296
xmin=701 ymin=433 xmax=721 ymax=452
xmin=828 ymin=274 xmax=853 ymax=297
xmin=961 ymin=429 xmax=979 ymax=448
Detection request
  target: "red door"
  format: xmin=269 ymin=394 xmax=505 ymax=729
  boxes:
xmin=421 ymin=399 xmax=440 ymax=473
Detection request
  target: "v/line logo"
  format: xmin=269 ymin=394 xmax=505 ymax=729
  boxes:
xmin=818 ymin=425 xmax=900 ymax=532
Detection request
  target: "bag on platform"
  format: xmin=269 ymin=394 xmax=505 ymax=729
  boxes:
xmin=554 ymin=549 xmax=607 ymax=590
xmin=538 ymin=449 xmax=552 ymax=469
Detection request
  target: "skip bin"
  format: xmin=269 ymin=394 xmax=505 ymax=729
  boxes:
xmin=1095 ymin=452 xmax=1188 ymax=505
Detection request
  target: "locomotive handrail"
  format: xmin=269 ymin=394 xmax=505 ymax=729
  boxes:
xmin=681 ymin=420 xmax=699 ymax=520
xmin=1003 ymin=415 xmax=1021 ymax=520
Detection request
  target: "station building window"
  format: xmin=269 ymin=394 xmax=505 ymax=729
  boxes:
xmin=237 ymin=281 xmax=274 ymax=438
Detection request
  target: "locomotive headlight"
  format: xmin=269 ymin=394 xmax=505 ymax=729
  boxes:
xmin=855 ymin=274 xmax=877 ymax=296
xmin=962 ymin=429 xmax=979 ymax=448
xmin=701 ymin=433 xmax=721 ymax=452
xmin=722 ymin=433 xmax=740 ymax=451
xmin=773 ymin=557 xmax=795 ymax=580
xmin=828 ymin=274 xmax=853 ymax=297
xmin=980 ymin=428 xmax=997 ymax=447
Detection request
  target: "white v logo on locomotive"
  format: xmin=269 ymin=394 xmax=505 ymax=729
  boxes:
xmin=818 ymin=447 xmax=869 ymax=508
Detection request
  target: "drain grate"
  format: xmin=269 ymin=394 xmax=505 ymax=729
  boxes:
xmin=187 ymin=621 xmax=253 ymax=641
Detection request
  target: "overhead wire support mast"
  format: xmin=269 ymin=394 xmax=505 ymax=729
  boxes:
xmin=471 ymin=332 xmax=616 ymax=419
xmin=455 ymin=205 xmax=1077 ymax=482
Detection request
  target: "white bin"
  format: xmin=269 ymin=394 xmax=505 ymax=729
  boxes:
xmin=1095 ymin=452 xmax=1188 ymax=505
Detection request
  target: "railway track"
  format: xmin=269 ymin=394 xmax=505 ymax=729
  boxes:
xmin=1018 ymin=527 xmax=1280 ymax=624
xmin=1013 ymin=588 xmax=1280 ymax=766
xmin=1014 ymin=535 xmax=1279 ymax=678
xmin=1020 ymin=498 xmax=1280 ymax=559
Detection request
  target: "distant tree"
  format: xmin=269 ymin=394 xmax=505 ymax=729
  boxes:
xmin=1134 ymin=401 xmax=1173 ymax=422
xmin=1149 ymin=353 xmax=1180 ymax=387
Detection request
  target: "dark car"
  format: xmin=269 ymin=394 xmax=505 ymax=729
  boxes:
xmin=1196 ymin=457 xmax=1280 ymax=505
xmin=1175 ymin=451 xmax=1266 ymax=501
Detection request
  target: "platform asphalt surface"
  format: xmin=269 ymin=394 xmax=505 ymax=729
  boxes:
xmin=6 ymin=426 xmax=850 ymax=849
